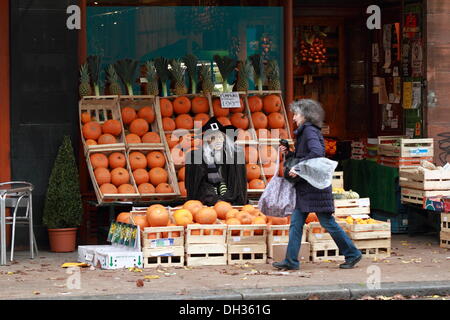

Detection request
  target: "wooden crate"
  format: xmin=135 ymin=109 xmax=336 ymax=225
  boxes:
xmin=185 ymin=243 xmax=227 ymax=267
xmin=142 ymin=226 xmax=184 ymax=248
xmin=226 ymin=224 xmax=268 ymax=245
xmin=267 ymin=225 xmax=306 ymax=259
xmin=246 ymin=161 xmax=269 ymax=196
xmin=119 ymin=95 xmax=165 ymax=149
xmin=142 ymin=246 xmax=184 ymax=268
xmin=86 ymin=147 xmax=140 ymax=204
xmin=310 ymin=240 xmax=345 ymax=262
xmin=378 ymin=136 xmax=433 ymax=157
xmin=245 ymin=90 xmax=293 ymax=144
xmin=399 ymin=169 xmax=450 ymax=191
xmin=401 ymin=188 xmax=450 ymax=205
xmin=354 ymin=238 xmax=391 ymax=258
xmin=378 ymin=156 xmax=434 ymax=168
xmin=440 ymin=232 xmax=450 ymax=249
xmin=185 ymin=223 xmax=227 ymax=245
xmin=332 ymin=171 xmax=344 ymax=189
xmin=126 ymin=147 xmax=180 ymax=200
xmin=227 ymin=243 xmax=267 ymax=265
xmin=307 ymin=221 xmax=347 ymax=243
xmin=441 ymin=213 xmax=450 ymax=233
xmin=345 ymin=220 xmax=391 ymax=240
xmin=79 ymin=96 xmax=126 ymax=154
xmin=334 ymin=198 xmax=371 ymax=217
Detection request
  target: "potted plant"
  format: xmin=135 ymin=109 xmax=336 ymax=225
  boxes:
xmin=43 ymin=135 xmax=83 ymax=252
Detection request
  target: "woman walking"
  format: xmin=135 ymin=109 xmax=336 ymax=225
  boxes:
xmin=272 ymin=99 xmax=362 ymax=270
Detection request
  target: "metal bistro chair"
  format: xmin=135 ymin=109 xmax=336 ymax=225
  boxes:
xmin=0 ymin=181 xmax=39 ymax=265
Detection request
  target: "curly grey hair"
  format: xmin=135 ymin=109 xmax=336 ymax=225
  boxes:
xmin=289 ymin=99 xmax=325 ymax=128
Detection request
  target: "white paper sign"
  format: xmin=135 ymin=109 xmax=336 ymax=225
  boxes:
xmin=220 ymin=92 xmax=241 ymax=108
xmin=358 ymin=198 xmax=371 ymax=207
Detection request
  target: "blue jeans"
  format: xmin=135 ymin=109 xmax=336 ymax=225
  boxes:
xmin=283 ymin=209 xmax=361 ymax=269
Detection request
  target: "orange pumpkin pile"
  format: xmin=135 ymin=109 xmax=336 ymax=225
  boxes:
xmin=81 ymin=111 xmax=123 ymax=146
xmin=128 ymin=150 xmax=173 ymax=195
xmin=247 ymin=94 xmax=287 ymax=140
xmin=121 ymin=106 xmax=161 ymax=145
xmin=91 ymin=151 xmax=136 ymax=195
xmin=160 ymin=96 xmax=210 ymax=133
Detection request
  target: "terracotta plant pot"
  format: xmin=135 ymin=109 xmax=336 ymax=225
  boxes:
xmin=48 ymin=228 xmax=78 ymax=253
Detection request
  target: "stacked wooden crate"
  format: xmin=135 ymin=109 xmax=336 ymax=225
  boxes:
xmin=184 ymin=222 xmax=228 ymax=267
xmin=142 ymin=224 xmax=185 ymax=268
xmin=400 ymin=169 xmax=450 ymax=205
xmin=334 ymin=198 xmax=371 ymax=217
xmin=307 ymin=221 xmax=347 ymax=262
xmin=377 ymin=136 xmax=434 ymax=168
xmin=226 ymin=224 xmax=268 ymax=265
xmin=266 ymin=225 xmax=309 ymax=263
xmin=351 ymin=140 xmax=367 ymax=160
xmin=440 ymin=198 xmax=450 ymax=248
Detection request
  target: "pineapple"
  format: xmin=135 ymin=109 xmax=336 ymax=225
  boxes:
xmin=106 ymin=64 xmax=122 ymax=95
xmin=235 ymin=59 xmax=253 ymax=92
xmin=266 ymin=60 xmax=281 ymax=91
xmin=200 ymin=63 xmax=215 ymax=94
xmin=145 ymin=60 xmax=159 ymax=96
xmin=79 ymin=63 xmax=92 ymax=97
xmin=169 ymin=59 xmax=187 ymax=95
xmin=183 ymin=54 xmax=199 ymax=94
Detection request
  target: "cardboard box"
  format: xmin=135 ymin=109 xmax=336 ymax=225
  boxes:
xmin=270 ymin=242 xmax=310 ymax=262
xmin=77 ymin=245 xmax=111 ymax=265
xmin=78 ymin=245 xmax=143 ymax=269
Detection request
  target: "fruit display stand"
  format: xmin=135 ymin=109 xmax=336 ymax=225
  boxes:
xmin=79 ymin=95 xmax=126 ymax=154
xmin=86 ymin=147 xmax=140 ymax=204
xmin=399 ymin=169 xmax=450 ymax=191
xmin=226 ymin=224 xmax=268 ymax=265
xmin=185 ymin=223 xmax=228 ymax=267
xmin=440 ymin=211 xmax=450 ymax=249
xmin=119 ymin=95 xmax=165 ymax=149
xmin=333 ymin=198 xmax=371 ymax=217
xmin=267 ymin=225 xmax=307 ymax=261
xmin=142 ymin=225 xmax=185 ymax=268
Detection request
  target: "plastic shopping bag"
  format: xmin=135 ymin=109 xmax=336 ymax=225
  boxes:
xmin=289 ymin=157 xmax=338 ymax=190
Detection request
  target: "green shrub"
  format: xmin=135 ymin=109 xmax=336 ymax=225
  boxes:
xmin=43 ymin=135 xmax=83 ymax=229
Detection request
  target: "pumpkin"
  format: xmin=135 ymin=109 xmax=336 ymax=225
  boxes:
xmin=242 ymin=204 xmax=255 ymax=212
xmin=214 ymin=201 xmax=233 ymax=220
xmin=246 ymin=164 xmax=261 ymax=181
xmin=247 ymin=96 xmax=263 ymax=112
xmin=129 ymin=151 xmax=147 ymax=170
xmin=305 ymin=212 xmax=319 ymax=224
xmin=251 ymin=112 xmax=268 ymax=129
xmin=256 ymin=128 xmax=271 ymax=139
xmin=162 ymin=117 xmax=176 ymax=131
xmin=85 ymin=139 xmax=97 ymax=146
xmin=195 ymin=207 xmax=217 ymax=224
xmin=217 ymin=116 xmax=232 ymax=126
xmin=111 ymin=168 xmax=130 ymax=186
xmin=183 ymin=200 xmax=203 ymax=218
xmin=100 ymin=183 xmax=118 ymax=194
xmin=126 ymin=133 xmax=142 ymax=144
xmin=262 ymin=161 xmax=277 ymax=177
xmin=94 ymin=167 xmax=111 ymax=185
xmin=159 ymin=98 xmax=174 ymax=117
xmin=226 ymin=217 xmax=241 ymax=225
xmin=193 ymin=113 xmax=210 ymax=127
xmin=129 ymin=118 xmax=149 ymax=137
xmin=121 ymin=107 xmax=137 ymax=125
xmin=225 ymin=209 xmax=239 ymax=220
xmin=102 ymin=119 xmax=122 ymax=136
xmin=90 ymin=153 xmax=108 ymax=169
xmin=229 ymin=98 xmax=245 ymax=113
xmin=173 ymin=209 xmax=193 ymax=227
xmin=178 ymin=181 xmax=187 ymax=197
xmin=175 ymin=114 xmax=194 ymax=130
xmin=129 ymin=214 xmax=149 ymax=230
xmin=237 ymin=129 xmax=253 ymax=142
xmin=133 ymin=168 xmax=149 ymax=185
xmin=263 ymin=94 xmax=282 ymax=113
xmin=138 ymin=106 xmax=155 ymax=124
xmin=98 ymin=134 xmax=117 ymax=145
xmin=141 ymin=132 xmax=161 ymax=144
xmin=259 ymin=145 xmax=277 ymax=164
xmin=138 ymin=182 xmax=155 ymax=194
xmin=230 ymin=113 xmax=249 ymax=130
xmin=118 ymin=184 xmax=136 ymax=194
xmin=191 ymin=96 xmax=209 ymax=113
xmin=82 ymin=121 xmax=102 ymax=140
xmin=269 ymin=216 xmax=289 ymax=225
xmin=146 ymin=204 xmax=169 ymax=227
xmin=108 ymin=152 xmax=126 ymax=169
xmin=268 ymin=112 xmax=285 ymax=129
xmin=173 ymin=96 xmax=192 ymax=114
xmin=116 ymin=212 xmax=131 ymax=223
xmin=212 ymin=98 xmax=229 ymax=117
xmin=245 ymin=146 xmax=259 ymax=164
xmin=177 ymin=166 xmax=185 ymax=181
xmin=249 ymin=179 xmax=265 ymax=189
xmin=166 ymin=133 xmax=179 ymax=148
xmin=146 ymin=151 xmax=166 ymax=168
xmin=237 ymin=211 xmax=253 ymax=224
xmin=148 ymin=167 xmax=168 ymax=186
xmin=155 ymin=183 xmax=174 ymax=193
xmin=81 ymin=112 xmax=91 ymax=124
xmin=270 ymin=128 xmax=289 ymax=140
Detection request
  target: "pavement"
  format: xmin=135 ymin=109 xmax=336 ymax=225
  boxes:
xmin=0 ymin=233 xmax=449 ymax=300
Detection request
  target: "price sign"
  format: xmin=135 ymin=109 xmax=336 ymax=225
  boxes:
xmin=219 ymin=92 xmax=241 ymax=108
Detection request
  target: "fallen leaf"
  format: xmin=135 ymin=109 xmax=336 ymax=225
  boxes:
xmin=7 ymin=272 xmax=14 ymax=275
xmin=176 ymin=288 xmax=189 ymax=295
xmin=360 ymin=295 xmax=375 ymax=300
xmin=136 ymin=279 xmax=144 ymax=287
xmin=33 ymin=291 xmax=40 ymax=295
xmin=183 ymin=266 xmax=193 ymax=271
xmin=144 ymin=275 xmax=160 ymax=280
xmin=164 ymin=272 xmax=176 ymax=277
xmin=307 ymin=295 xmax=320 ymax=300
xmin=392 ymin=294 xmax=405 ymax=300
xmin=241 ymin=277 xmax=248 ymax=280
xmin=128 ymin=267 xmax=143 ymax=273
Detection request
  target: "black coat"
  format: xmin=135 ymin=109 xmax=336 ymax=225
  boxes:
xmin=184 ymin=149 xmax=248 ymax=206
xmin=287 ymin=122 xmax=335 ymax=213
